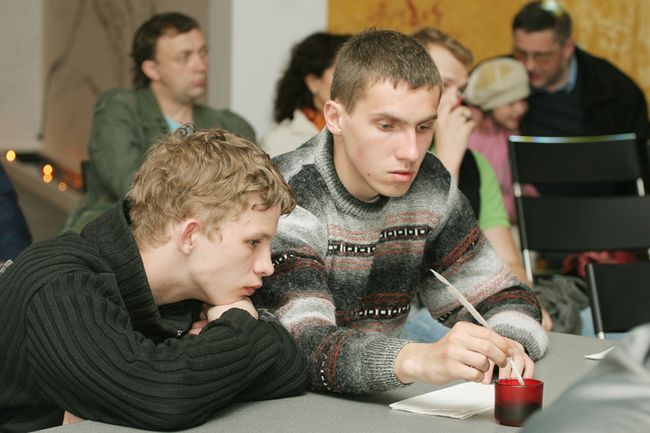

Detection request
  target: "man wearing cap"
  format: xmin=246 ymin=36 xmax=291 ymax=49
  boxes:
xmin=512 ymin=0 xmax=650 ymax=141
xmin=65 ymin=12 xmax=256 ymax=233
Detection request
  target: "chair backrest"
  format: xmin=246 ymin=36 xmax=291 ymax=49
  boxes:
xmin=586 ymin=263 xmax=650 ymax=339
xmin=517 ymin=196 xmax=650 ymax=252
xmin=508 ymin=133 xmax=649 ymax=281
xmin=509 ymin=133 xmax=644 ymax=193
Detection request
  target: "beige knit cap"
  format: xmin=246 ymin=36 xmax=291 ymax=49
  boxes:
xmin=463 ymin=57 xmax=530 ymax=111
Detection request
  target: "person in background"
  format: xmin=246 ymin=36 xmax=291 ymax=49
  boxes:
xmin=65 ymin=12 xmax=255 ymax=233
xmin=522 ymin=322 xmax=650 ymax=433
xmin=0 ymin=163 xmax=31 ymax=263
xmin=261 ymin=32 xmax=350 ymax=157
xmin=464 ymin=56 xmax=537 ymax=224
xmin=0 ymin=127 xmax=307 ymax=432
xmin=403 ymin=28 xmax=552 ymax=341
xmin=512 ymin=0 xmax=650 ymax=141
xmin=256 ymin=29 xmax=548 ymax=395
xmin=411 ymin=28 xmax=530 ymax=287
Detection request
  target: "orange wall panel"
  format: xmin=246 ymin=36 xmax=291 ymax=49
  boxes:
xmin=329 ymin=0 xmax=650 ymax=105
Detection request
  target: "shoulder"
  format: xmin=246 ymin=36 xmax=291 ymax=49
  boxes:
xmin=272 ymin=135 xmax=321 ymax=180
xmin=576 ymin=48 xmax=644 ymax=96
xmin=195 ymin=105 xmax=256 ymax=142
xmin=91 ymin=88 xmax=144 ymax=121
xmin=0 ymin=232 xmax=104 ymax=294
xmin=261 ymin=113 xmax=318 ymax=157
xmin=94 ymin=88 xmax=138 ymax=110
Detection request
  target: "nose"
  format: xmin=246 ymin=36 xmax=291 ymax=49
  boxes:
xmin=254 ymin=247 xmax=275 ymax=278
xmin=396 ymin=128 xmax=420 ymax=162
xmin=193 ymin=52 xmax=208 ymax=72
xmin=522 ymin=56 xmax=536 ymax=73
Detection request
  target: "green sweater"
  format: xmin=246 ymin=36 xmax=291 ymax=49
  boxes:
xmin=0 ymin=201 xmax=307 ymax=432
xmin=65 ymin=87 xmax=256 ymax=232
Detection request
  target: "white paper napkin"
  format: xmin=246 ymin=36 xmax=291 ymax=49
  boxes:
xmin=584 ymin=346 xmax=615 ymax=360
xmin=390 ymin=382 xmax=493 ymax=419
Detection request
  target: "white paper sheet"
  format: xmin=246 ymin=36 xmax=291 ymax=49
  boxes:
xmin=584 ymin=346 xmax=615 ymax=360
xmin=390 ymin=382 xmax=493 ymax=419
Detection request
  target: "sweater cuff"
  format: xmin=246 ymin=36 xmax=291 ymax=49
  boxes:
xmin=201 ymin=308 xmax=259 ymax=335
xmin=488 ymin=311 xmax=549 ymax=361
xmin=362 ymin=338 xmax=412 ymax=392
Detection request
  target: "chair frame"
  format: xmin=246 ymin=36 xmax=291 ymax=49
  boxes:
xmin=509 ymin=133 xmax=647 ymax=281
xmin=586 ymin=262 xmax=650 ymax=339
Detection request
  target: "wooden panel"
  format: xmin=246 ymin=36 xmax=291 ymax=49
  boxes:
xmin=329 ymin=0 xmax=650 ymax=108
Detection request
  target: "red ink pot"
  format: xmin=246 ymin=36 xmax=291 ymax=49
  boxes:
xmin=494 ymin=378 xmax=544 ymax=427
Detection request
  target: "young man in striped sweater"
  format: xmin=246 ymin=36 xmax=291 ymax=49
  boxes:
xmin=255 ymin=29 xmax=548 ymax=394
xmin=0 ymin=128 xmax=307 ymax=432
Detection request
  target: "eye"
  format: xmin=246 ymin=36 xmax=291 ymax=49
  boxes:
xmin=378 ymin=122 xmax=393 ymax=131
xmin=417 ymin=122 xmax=433 ymax=132
xmin=248 ymin=240 xmax=261 ymax=247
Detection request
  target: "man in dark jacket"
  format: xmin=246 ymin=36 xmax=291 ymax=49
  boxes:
xmin=0 ymin=127 xmax=307 ymax=432
xmin=512 ymin=1 xmax=650 ymax=141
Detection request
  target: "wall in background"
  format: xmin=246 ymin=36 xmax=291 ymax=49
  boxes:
xmin=209 ymin=0 xmax=327 ymax=138
xmin=40 ymin=0 xmax=208 ymax=172
xmin=0 ymin=0 xmax=43 ymax=152
xmin=3 ymin=0 xmax=646 ymax=176
xmin=328 ymin=0 xmax=650 ymax=106
xmin=0 ymin=0 xmax=326 ymax=172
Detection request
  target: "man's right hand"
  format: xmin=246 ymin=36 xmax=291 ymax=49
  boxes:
xmin=394 ymin=321 xmax=530 ymax=385
xmin=205 ymin=298 xmax=259 ymax=321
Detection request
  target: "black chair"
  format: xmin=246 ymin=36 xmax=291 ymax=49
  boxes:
xmin=508 ymin=133 xmax=649 ymax=281
xmin=586 ymin=263 xmax=650 ymax=339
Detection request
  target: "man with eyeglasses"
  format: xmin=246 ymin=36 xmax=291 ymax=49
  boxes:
xmin=512 ymin=0 xmax=649 ymax=141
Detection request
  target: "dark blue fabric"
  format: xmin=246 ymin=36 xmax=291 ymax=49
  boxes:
xmin=0 ymin=164 xmax=31 ymax=260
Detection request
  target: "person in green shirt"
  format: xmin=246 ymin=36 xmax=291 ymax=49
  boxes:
xmin=402 ymin=28 xmax=552 ymax=341
xmin=66 ymin=12 xmax=255 ymax=232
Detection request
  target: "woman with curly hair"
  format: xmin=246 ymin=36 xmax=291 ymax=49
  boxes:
xmin=261 ymin=32 xmax=350 ymax=157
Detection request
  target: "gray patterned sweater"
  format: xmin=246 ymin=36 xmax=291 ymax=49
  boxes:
xmin=256 ymin=129 xmax=548 ymax=394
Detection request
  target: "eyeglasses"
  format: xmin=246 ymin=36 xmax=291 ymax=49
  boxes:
xmin=512 ymin=47 xmax=560 ymax=65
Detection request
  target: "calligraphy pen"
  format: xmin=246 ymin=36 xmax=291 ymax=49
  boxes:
xmin=430 ymin=269 xmax=525 ymax=385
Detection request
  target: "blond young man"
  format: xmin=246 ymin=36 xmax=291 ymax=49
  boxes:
xmin=0 ymin=128 xmax=307 ymax=432
xmin=256 ymin=29 xmax=548 ymax=395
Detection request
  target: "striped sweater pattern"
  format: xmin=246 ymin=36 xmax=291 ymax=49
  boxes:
xmin=256 ymin=130 xmax=548 ymax=395
xmin=0 ymin=201 xmax=307 ymax=432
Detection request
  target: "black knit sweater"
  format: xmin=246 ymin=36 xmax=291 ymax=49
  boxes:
xmin=0 ymin=201 xmax=307 ymax=432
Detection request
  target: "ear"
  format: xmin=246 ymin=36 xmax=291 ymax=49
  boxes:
xmin=177 ymin=219 xmax=200 ymax=255
xmin=304 ymin=73 xmax=320 ymax=95
xmin=141 ymin=59 xmax=160 ymax=82
xmin=324 ymin=99 xmax=344 ymax=135
xmin=562 ymin=37 xmax=575 ymax=59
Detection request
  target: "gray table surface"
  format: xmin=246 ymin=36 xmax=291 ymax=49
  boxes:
xmin=41 ymin=332 xmax=615 ymax=433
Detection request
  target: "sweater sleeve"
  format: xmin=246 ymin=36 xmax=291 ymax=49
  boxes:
xmin=25 ymin=272 xmax=307 ymax=431
xmin=256 ymin=206 xmax=410 ymax=395
xmin=421 ymin=178 xmax=548 ymax=360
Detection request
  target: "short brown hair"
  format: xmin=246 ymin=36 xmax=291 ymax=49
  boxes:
xmin=330 ymin=29 xmax=442 ymax=113
xmin=127 ymin=127 xmax=295 ymax=248
xmin=411 ymin=27 xmax=473 ymax=68
xmin=131 ymin=12 xmax=200 ymax=88
xmin=513 ymin=1 xmax=572 ymax=44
